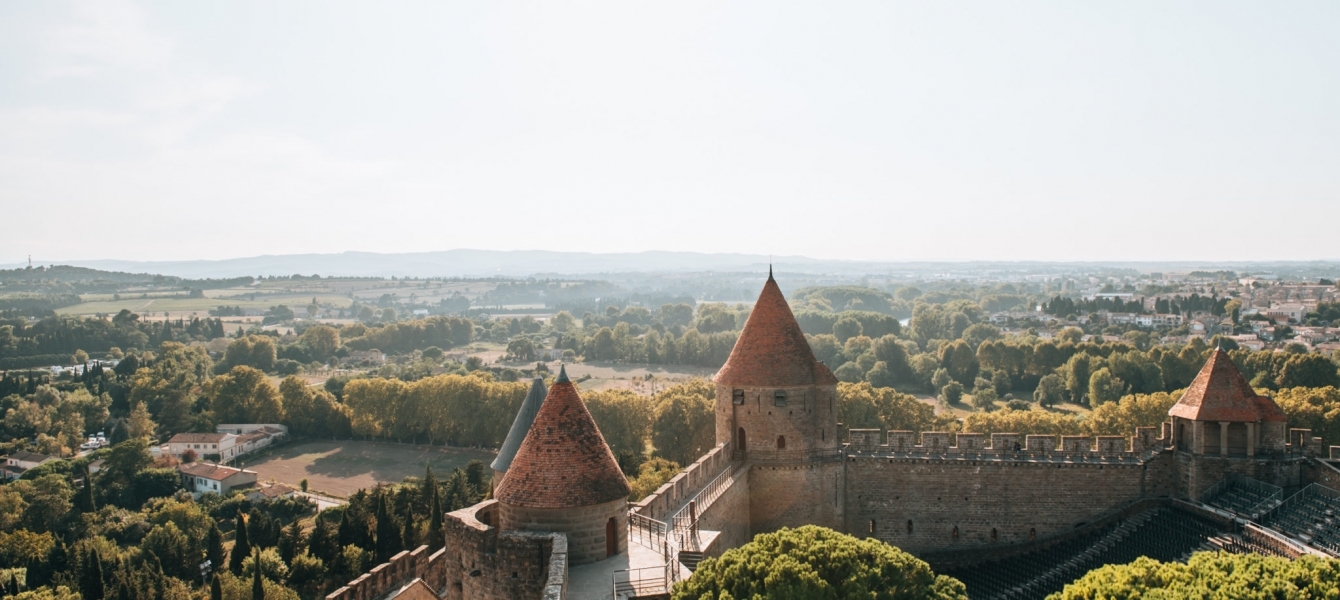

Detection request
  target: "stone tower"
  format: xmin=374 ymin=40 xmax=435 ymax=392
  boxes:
xmin=714 ymin=270 xmax=843 ymax=533
xmin=493 ymin=366 xmax=631 ymax=565
xmin=490 ymin=376 xmax=547 ymax=487
xmin=1168 ymin=347 xmax=1292 ymax=496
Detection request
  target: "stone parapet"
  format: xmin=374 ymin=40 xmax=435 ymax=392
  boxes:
xmin=632 ymin=442 xmax=733 ymax=522
xmin=325 ymin=544 xmax=446 ymax=600
xmin=842 ymin=428 xmax=1173 ymax=461
xmin=435 ymin=500 xmax=569 ymax=600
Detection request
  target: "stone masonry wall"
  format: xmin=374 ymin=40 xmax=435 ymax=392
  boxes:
xmin=441 ymin=500 xmax=567 ymax=600
xmin=750 ymin=459 xmax=844 ymax=534
xmin=325 ymin=545 xmax=446 ymax=600
xmin=691 ymin=464 xmax=752 ymax=554
xmin=498 ymin=497 xmax=627 ymax=566
xmin=844 ymin=456 xmax=1154 ymax=554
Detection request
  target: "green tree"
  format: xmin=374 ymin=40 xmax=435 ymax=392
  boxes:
xmin=1033 ymin=374 xmax=1066 ymax=408
xmin=940 ymin=380 xmax=964 ymax=406
xmin=1087 ymin=368 xmax=1125 ymax=405
xmin=584 ymin=389 xmax=653 ymax=471
xmin=79 ymin=548 xmax=103 ymax=600
xmin=374 ymin=490 xmax=402 ymax=564
xmin=1051 ymin=552 xmax=1340 ymax=599
xmin=938 ymin=340 xmax=979 ymax=385
xmin=651 ymin=384 xmax=715 ymax=466
xmin=206 ymin=366 xmax=285 ymax=425
xmin=832 ymin=317 xmax=863 ymax=343
xmin=629 ymin=458 xmax=681 ymax=502
xmin=1276 ymin=353 xmax=1340 ymax=389
xmin=206 ymin=522 xmax=226 ymax=576
xmin=672 ymin=525 xmax=966 ymax=600
xmin=230 ymin=509 xmax=251 ymax=575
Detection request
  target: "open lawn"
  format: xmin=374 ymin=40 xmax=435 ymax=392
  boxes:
xmin=242 ymin=440 xmax=496 ymax=498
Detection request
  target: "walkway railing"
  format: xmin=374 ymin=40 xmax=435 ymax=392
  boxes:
xmin=612 ymin=565 xmax=669 ymax=600
xmin=629 ymin=512 xmax=668 ymax=559
xmin=670 ymin=466 xmax=737 ymax=537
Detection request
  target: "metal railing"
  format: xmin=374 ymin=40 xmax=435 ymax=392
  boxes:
xmin=629 ymin=512 xmax=669 ymax=559
xmin=612 ymin=565 xmax=669 ymax=600
xmin=1260 ymin=483 xmax=1340 ymax=527
xmin=1200 ymin=473 xmax=1283 ymax=519
xmin=669 ymin=466 xmax=738 ymax=537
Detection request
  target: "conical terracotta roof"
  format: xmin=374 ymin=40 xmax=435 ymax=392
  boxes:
xmin=1169 ymin=348 xmax=1286 ymax=422
xmin=494 ymin=367 xmax=631 ymax=508
xmin=491 ymin=376 xmax=547 ymax=474
xmin=714 ymin=273 xmax=838 ymax=388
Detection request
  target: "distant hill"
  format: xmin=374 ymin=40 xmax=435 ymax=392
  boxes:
xmin=2 ymin=251 xmax=1338 ymax=280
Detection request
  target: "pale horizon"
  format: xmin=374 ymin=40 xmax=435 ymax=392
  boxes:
xmin=3 ymin=1 xmax=1338 ymax=263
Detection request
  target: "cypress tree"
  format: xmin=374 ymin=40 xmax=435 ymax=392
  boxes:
xmin=420 ymin=465 xmax=437 ymax=511
xmin=81 ymin=548 xmax=105 ymax=600
xmin=76 ymin=464 xmax=96 ymax=512
xmin=1 ymin=576 xmax=8 ymax=598
xmin=117 ymin=580 xmax=130 ymax=600
xmin=10 ymin=570 xmax=20 ymax=593
xmin=374 ymin=490 xmax=402 ymax=563
xmin=279 ymin=521 xmax=303 ymax=566
xmin=429 ymin=487 xmax=445 ymax=550
xmin=401 ymin=516 xmax=417 ymax=550
xmin=230 ymin=510 xmax=251 ymax=574
xmin=210 ymin=573 xmax=223 ymax=600
xmin=251 ymin=549 xmax=265 ymax=600
xmin=206 ymin=522 xmax=226 ymax=574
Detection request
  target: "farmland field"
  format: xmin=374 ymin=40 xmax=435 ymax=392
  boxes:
xmin=242 ymin=440 xmax=497 ymax=497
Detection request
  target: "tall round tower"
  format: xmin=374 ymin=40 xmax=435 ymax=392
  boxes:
xmin=493 ymin=366 xmax=631 ymax=565
xmin=714 ymin=270 xmax=843 ymax=533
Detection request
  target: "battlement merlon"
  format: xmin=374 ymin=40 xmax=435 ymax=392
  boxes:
xmin=845 ymin=427 xmax=1175 ymax=458
xmin=847 ymin=425 xmax=1320 ymax=459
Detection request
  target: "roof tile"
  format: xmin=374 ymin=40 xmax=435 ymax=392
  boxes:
xmin=713 ymin=274 xmax=838 ymax=387
xmin=494 ymin=371 xmax=630 ymax=508
xmin=1169 ymin=348 xmax=1286 ymax=422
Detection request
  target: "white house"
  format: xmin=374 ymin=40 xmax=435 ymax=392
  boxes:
xmin=2 ymin=451 xmax=58 ymax=482
xmin=167 ymin=433 xmax=240 ymax=461
xmin=178 ymin=462 xmax=259 ymax=495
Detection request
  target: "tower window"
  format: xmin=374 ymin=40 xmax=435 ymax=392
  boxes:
xmin=991 ymin=528 xmax=998 ymax=542
xmin=774 ymin=391 xmax=787 ymax=407
xmin=907 ymin=520 xmax=913 ymax=534
xmin=777 ymin=436 xmax=786 ymax=449
xmin=870 ymin=520 xmax=876 ymax=534
xmin=732 ymin=389 xmax=745 ymax=405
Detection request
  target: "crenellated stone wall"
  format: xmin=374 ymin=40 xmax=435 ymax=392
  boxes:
xmin=632 ymin=443 xmax=734 ymax=522
xmin=325 ymin=545 xmax=447 ymax=600
xmin=440 ymin=500 xmax=568 ymax=600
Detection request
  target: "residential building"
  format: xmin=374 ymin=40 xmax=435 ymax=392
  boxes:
xmin=178 ymin=462 xmax=259 ymax=495
xmin=2 ymin=451 xmax=58 ymax=482
xmin=167 ymin=432 xmax=239 ymax=461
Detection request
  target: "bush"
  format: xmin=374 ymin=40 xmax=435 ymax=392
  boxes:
xmin=672 ymin=525 xmax=966 ymax=600
xmin=275 ymin=359 xmax=302 ymax=376
xmin=1052 ymin=552 xmax=1340 ymax=599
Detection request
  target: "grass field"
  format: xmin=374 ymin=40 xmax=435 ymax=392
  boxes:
xmin=242 ymin=440 xmax=497 ymax=497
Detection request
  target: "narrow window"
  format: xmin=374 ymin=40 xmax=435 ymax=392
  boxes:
xmin=732 ymin=389 xmax=745 ymax=405
xmin=991 ymin=528 xmax=998 ymax=542
xmin=777 ymin=436 xmax=786 ymax=450
xmin=774 ymin=390 xmax=787 ymax=407
xmin=869 ymin=520 xmax=876 ymax=534
xmin=907 ymin=520 xmax=913 ymax=534
xmin=1030 ymin=528 xmax=1036 ymax=541
xmin=952 ymin=526 xmax=959 ymax=540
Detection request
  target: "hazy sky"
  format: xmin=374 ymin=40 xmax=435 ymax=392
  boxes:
xmin=2 ymin=1 xmax=1337 ymax=263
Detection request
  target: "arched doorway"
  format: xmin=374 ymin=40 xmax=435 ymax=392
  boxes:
xmin=737 ymin=428 xmax=747 ymax=451
xmin=605 ymin=517 xmax=617 ymax=557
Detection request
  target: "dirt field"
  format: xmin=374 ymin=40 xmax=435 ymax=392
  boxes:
xmin=243 ymin=440 xmax=497 ymax=498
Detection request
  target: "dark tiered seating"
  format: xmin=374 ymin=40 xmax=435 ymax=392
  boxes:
xmin=1260 ymin=485 xmax=1340 ymax=555
xmin=1202 ymin=476 xmax=1282 ymax=520
xmin=945 ymin=508 xmax=1227 ymax=600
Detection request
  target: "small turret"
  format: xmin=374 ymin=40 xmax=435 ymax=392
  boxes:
xmin=493 ymin=365 xmax=630 ymax=564
xmin=491 ymin=376 xmax=547 ymax=485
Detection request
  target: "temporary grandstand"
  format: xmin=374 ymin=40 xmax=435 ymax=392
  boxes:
xmin=941 ymin=504 xmax=1229 ymax=600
